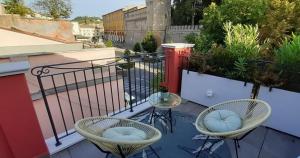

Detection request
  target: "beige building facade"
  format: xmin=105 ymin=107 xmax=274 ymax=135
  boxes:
xmin=103 ymin=8 xmax=129 ymax=42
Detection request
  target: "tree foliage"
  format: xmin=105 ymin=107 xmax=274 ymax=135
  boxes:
xmin=34 ymin=0 xmax=72 ymax=19
xmin=171 ymin=0 xmax=220 ymax=25
xmin=4 ymin=0 xmax=33 ymax=16
xmin=72 ymin=16 xmax=102 ymax=24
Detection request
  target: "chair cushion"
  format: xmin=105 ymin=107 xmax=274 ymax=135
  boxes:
xmin=204 ymin=110 xmax=242 ymax=132
xmin=102 ymin=127 xmax=147 ymax=142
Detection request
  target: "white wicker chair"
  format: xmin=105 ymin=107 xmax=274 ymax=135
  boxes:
xmin=195 ymin=99 xmax=271 ymax=158
xmin=75 ymin=117 xmax=162 ymax=158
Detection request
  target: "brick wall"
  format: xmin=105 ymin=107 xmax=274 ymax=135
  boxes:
xmin=166 ymin=25 xmax=202 ymax=43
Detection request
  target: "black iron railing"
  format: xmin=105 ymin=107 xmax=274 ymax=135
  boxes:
xmin=31 ymin=56 xmax=165 ymax=146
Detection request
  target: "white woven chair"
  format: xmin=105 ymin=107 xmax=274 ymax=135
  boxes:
xmin=75 ymin=117 xmax=162 ymax=158
xmin=195 ymin=99 xmax=271 ymax=158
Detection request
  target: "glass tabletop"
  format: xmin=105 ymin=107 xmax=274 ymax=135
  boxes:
xmin=148 ymin=92 xmax=182 ymax=109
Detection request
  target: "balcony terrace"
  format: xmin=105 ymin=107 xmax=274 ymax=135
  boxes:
xmin=51 ymin=102 xmax=300 ymax=158
xmin=0 ymin=44 xmax=299 ymax=158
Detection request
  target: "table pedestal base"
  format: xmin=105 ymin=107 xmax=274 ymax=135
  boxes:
xmin=149 ymin=107 xmax=174 ymax=133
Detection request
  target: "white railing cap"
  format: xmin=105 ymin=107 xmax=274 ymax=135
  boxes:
xmin=0 ymin=61 xmax=30 ymax=77
xmin=161 ymin=43 xmax=195 ymax=49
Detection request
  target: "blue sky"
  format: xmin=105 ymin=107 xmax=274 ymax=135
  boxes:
xmin=22 ymin=0 xmax=145 ymax=19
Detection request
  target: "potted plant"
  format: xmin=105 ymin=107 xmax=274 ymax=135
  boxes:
xmin=159 ymin=86 xmax=169 ymax=101
xmin=181 ymin=23 xmax=258 ymax=106
xmin=256 ymin=35 xmax=300 ymax=137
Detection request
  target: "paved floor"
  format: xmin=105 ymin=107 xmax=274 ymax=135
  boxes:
xmin=51 ymin=101 xmax=300 ymax=158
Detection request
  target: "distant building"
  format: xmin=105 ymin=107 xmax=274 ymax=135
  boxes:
xmin=124 ymin=0 xmax=171 ymax=48
xmin=102 ymin=6 xmax=134 ymax=43
xmin=72 ymin=22 xmax=104 ymax=41
xmin=124 ymin=5 xmax=147 ymax=47
xmin=71 ymin=22 xmax=81 ymax=36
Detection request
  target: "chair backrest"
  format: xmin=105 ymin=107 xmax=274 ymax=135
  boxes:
xmin=195 ymin=99 xmax=271 ymax=137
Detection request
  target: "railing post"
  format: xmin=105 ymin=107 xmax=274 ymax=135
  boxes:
xmin=126 ymin=55 xmax=134 ymax=112
xmin=161 ymin=43 xmax=195 ymax=94
xmin=37 ymin=76 xmax=62 ymax=146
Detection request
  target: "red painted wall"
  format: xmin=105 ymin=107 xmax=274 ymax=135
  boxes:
xmin=0 ymin=74 xmax=49 ymax=158
xmin=163 ymin=47 xmax=192 ymax=94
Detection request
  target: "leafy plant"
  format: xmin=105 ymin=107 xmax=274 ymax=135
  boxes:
xmin=224 ymin=22 xmax=261 ymax=60
xmin=226 ymin=57 xmax=249 ymax=81
xmin=159 ymin=86 xmax=168 ymax=93
xmin=104 ymin=40 xmax=113 ymax=47
xmin=133 ymin=42 xmax=142 ymax=52
xmin=275 ymin=34 xmax=300 ymax=75
xmin=141 ymin=32 xmax=157 ymax=53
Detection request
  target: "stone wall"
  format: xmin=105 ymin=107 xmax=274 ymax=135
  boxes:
xmin=166 ymin=25 xmax=202 ymax=43
xmin=0 ymin=15 xmax=75 ymax=43
xmin=124 ymin=7 xmax=147 ymax=48
xmin=146 ymin=0 xmax=171 ymax=45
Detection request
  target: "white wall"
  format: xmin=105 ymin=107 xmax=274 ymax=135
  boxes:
xmin=181 ymin=70 xmax=253 ymax=106
xmin=71 ymin=22 xmax=80 ymax=35
xmin=258 ymin=86 xmax=300 ymax=137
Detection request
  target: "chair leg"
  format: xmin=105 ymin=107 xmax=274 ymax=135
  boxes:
xmin=196 ymin=136 xmax=209 ymax=158
xmin=117 ymin=145 xmax=126 ymax=158
xmin=169 ymin=109 xmax=173 ymax=133
xmin=149 ymin=107 xmax=155 ymax=124
xmin=237 ymin=140 xmax=240 ymax=148
xmin=234 ymin=139 xmax=239 ymax=158
xmin=149 ymin=145 xmax=160 ymax=158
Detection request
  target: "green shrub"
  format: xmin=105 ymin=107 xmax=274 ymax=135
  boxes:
xmin=141 ymin=32 xmax=157 ymax=53
xmin=185 ymin=33 xmax=212 ymax=52
xmin=4 ymin=0 xmax=34 ymax=16
xmin=133 ymin=42 xmax=142 ymax=52
xmin=124 ymin=49 xmax=131 ymax=57
xmin=224 ymin=22 xmax=260 ymax=60
xmin=276 ymin=34 xmax=300 ymax=74
xmin=104 ymin=40 xmax=113 ymax=47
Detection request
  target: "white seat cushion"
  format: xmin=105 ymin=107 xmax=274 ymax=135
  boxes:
xmin=102 ymin=127 xmax=147 ymax=142
xmin=204 ymin=110 xmax=242 ymax=132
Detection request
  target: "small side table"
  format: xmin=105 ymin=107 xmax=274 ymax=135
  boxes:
xmin=148 ymin=92 xmax=181 ymax=133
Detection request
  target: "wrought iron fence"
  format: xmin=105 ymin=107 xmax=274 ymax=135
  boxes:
xmin=31 ymin=56 xmax=165 ymax=146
